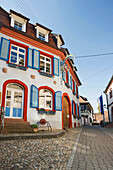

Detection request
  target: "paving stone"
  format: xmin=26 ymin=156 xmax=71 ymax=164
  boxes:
xmin=72 ymin=126 xmax=113 ymax=170
xmin=0 ymin=128 xmax=81 ymax=169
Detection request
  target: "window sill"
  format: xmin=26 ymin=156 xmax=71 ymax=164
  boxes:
xmin=39 ymin=72 xmax=53 ymax=77
xmin=8 ymin=63 xmax=27 ymax=71
xmin=19 ymin=66 xmax=27 ymax=71
xmin=8 ymin=63 xmax=17 ymax=68
xmin=38 ymin=110 xmax=55 ymax=115
xmin=65 ymin=83 xmax=71 ymax=88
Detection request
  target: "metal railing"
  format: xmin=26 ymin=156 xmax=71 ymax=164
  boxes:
xmin=0 ymin=106 xmax=5 ymax=130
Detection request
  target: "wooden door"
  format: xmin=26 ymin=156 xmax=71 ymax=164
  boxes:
xmin=63 ymin=97 xmax=69 ymax=129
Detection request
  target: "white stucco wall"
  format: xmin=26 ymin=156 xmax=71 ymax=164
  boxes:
xmin=106 ymin=82 xmax=113 ymax=122
xmin=0 ymin=32 xmax=80 ymax=129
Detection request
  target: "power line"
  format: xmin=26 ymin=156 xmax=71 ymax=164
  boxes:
xmin=19 ymin=0 xmax=38 ymax=22
xmin=14 ymin=0 xmax=38 ymax=23
xmin=82 ymin=64 xmax=113 ymax=82
xmin=76 ymin=52 xmax=113 ymax=59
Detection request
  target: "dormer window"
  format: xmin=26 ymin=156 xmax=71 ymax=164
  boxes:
xmin=52 ymin=34 xmax=65 ymax=48
xmin=35 ymin=23 xmax=52 ymax=42
xmin=9 ymin=9 xmax=30 ymax=32
xmin=39 ymin=32 xmax=45 ymax=41
xmin=14 ymin=20 xmax=22 ymax=31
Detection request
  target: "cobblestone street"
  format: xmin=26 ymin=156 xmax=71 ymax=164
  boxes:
xmin=0 ymin=128 xmax=80 ymax=169
xmin=72 ymin=126 xmax=113 ymax=170
xmin=0 ymin=126 xmax=113 ymax=169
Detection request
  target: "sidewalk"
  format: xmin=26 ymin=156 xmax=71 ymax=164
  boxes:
xmin=0 ymin=130 xmax=65 ymax=140
xmin=71 ymin=126 xmax=113 ymax=170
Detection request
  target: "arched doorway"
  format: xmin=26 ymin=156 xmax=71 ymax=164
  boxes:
xmin=5 ymin=83 xmax=24 ymax=118
xmin=62 ymin=93 xmax=72 ymax=129
xmin=2 ymin=79 xmax=28 ymax=121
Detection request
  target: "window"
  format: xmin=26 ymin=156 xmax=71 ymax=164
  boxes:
xmin=110 ymin=88 xmax=112 ymax=98
xmin=39 ymin=32 xmax=45 ymax=41
xmin=39 ymin=89 xmax=52 ymax=110
xmin=40 ymin=55 xmax=51 ymax=74
xmin=14 ymin=20 xmax=22 ymax=31
xmin=10 ymin=44 xmax=26 ymax=66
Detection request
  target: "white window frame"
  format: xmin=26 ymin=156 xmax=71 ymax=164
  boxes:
xmin=40 ymin=55 xmax=51 ymax=74
xmin=39 ymin=89 xmax=52 ymax=110
xmin=10 ymin=44 xmax=26 ymax=66
xmin=10 ymin=13 xmax=27 ymax=32
xmin=35 ymin=26 xmax=49 ymax=42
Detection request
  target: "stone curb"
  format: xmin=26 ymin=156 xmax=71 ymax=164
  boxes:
xmin=66 ymin=127 xmax=82 ymax=169
xmin=0 ymin=131 xmax=65 ymax=141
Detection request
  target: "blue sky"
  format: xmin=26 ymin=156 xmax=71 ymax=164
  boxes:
xmin=1 ymin=0 xmax=113 ymax=112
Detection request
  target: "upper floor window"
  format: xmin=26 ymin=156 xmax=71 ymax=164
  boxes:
xmin=40 ymin=55 xmax=51 ymax=74
xmin=9 ymin=12 xmax=28 ymax=32
xmin=39 ymin=89 xmax=52 ymax=110
xmin=110 ymin=88 xmax=112 ymax=98
xmin=39 ymin=32 xmax=45 ymax=41
xmin=35 ymin=24 xmax=52 ymax=42
xmin=14 ymin=20 xmax=22 ymax=31
xmin=10 ymin=44 xmax=26 ymax=66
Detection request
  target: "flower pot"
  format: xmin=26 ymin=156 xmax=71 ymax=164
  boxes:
xmin=33 ymin=128 xmax=38 ymax=132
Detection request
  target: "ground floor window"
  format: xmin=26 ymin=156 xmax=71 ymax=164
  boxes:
xmin=5 ymin=83 xmax=24 ymax=118
xmin=39 ymin=89 xmax=52 ymax=110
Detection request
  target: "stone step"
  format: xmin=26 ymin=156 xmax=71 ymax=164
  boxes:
xmin=4 ymin=124 xmax=31 ymax=128
xmin=1 ymin=129 xmax=34 ymax=134
xmin=1 ymin=118 xmax=33 ymax=133
xmin=4 ymin=126 xmax=32 ymax=130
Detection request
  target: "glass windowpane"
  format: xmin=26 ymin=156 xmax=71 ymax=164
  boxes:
xmin=11 ymin=46 xmax=17 ymax=51
xmin=19 ymin=48 xmax=25 ymax=53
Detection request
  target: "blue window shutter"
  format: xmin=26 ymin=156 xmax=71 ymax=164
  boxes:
xmin=67 ymin=71 xmax=69 ymax=84
xmin=74 ymin=81 xmax=76 ymax=94
xmin=0 ymin=37 xmax=10 ymax=61
xmin=75 ymin=103 xmax=77 ymax=115
xmin=62 ymin=71 xmax=66 ymax=81
xmin=30 ymin=85 xmax=39 ymax=108
xmin=72 ymin=100 xmax=74 ymax=115
xmin=55 ymin=91 xmax=62 ymax=111
xmin=53 ymin=57 xmax=59 ymax=76
xmin=32 ymin=49 xmax=40 ymax=70
xmin=27 ymin=48 xmax=33 ymax=68
xmin=79 ymin=105 xmax=81 ymax=116
xmin=70 ymin=76 xmax=73 ymax=90
xmin=78 ymin=87 xmax=79 ymax=97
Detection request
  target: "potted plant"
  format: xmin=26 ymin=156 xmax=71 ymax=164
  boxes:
xmin=38 ymin=108 xmax=46 ymax=114
xmin=31 ymin=124 xmax=38 ymax=132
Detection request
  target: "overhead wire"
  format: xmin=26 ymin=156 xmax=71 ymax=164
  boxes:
xmin=19 ymin=0 xmax=38 ymax=22
xmin=82 ymin=64 xmax=113 ymax=82
xmin=14 ymin=0 xmax=38 ymax=23
xmin=76 ymin=52 xmax=113 ymax=59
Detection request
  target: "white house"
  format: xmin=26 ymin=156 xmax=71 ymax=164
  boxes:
xmin=0 ymin=7 xmax=82 ymax=131
xmin=104 ymin=75 xmax=113 ymax=123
